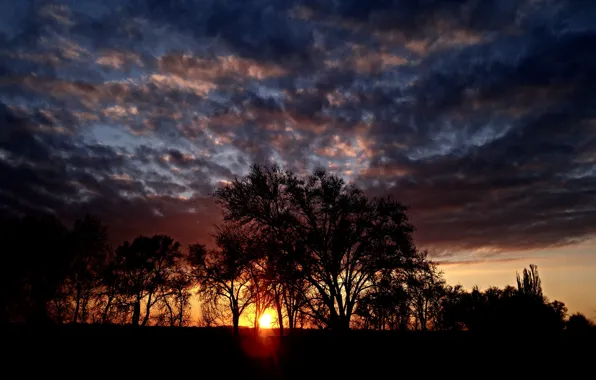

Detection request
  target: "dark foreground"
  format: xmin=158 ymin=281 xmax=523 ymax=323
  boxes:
xmin=2 ymin=325 xmax=594 ymax=379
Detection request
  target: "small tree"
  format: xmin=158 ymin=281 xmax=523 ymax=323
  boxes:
xmin=115 ymin=235 xmax=182 ymax=326
xmin=65 ymin=215 xmax=109 ymax=323
xmin=248 ymin=256 xmax=274 ymax=332
xmin=408 ymin=257 xmax=445 ymax=331
xmin=157 ymin=265 xmax=193 ymax=327
xmin=1 ymin=215 xmax=71 ymax=324
xmin=189 ymin=225 xmax=254 ymax=337
xmin=96 ymin=253 xmax=121 ymax=324
xmin=516 ymin=264 xmax=543 ymax=300
xmin=567 ymin=313 xmax=594 ymax=332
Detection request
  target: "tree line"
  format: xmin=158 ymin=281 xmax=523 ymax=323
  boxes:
xmin=1 ymin=164 xmax=593 ymax=335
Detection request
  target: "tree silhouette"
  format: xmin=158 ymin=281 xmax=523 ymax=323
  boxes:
xmin=1 ymin=215 xmax=71 ymax=323
xmin=356 ymin=273 xmax=408 ymax=330
xmin=516 ymin=264 xmax=543 ymax=300
xmin=566 ymin=313 xmax=594 ymax=333
xmin=156 ymin=265 xmax=193 ymax=327
xmin=275 ymin=247 xmax=309 ymax=334
xmin=189 ymin=225 xmax=254 ymax=337
xmin=0 ymin=197 xmax=582 ymax=337
xmin=65 ymin=215 xmax=109 ymax=323
xmin=247 ymin=252 xmax=274 ymax=333
xmin=198 ymin=298 xmax=227 ymax=327
xmin=114 ymin=235 xmax=182 ymax=326
xmin=259 ymin=235 xmax=309 ymax=335
xmin=215 ymin=164 xmax=418 ymax=330
xmin=436 ymin=284 xmax=467 ymax=331
xmin=437 ymin=265 xmax=567 ymax=333
xmin=96 ymin=255 xmax=121 ymax=324
xmin=408 ymin=257 xmax=445 ymax=331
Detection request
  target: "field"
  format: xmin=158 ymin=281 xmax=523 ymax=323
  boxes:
xmin=2 ymin=325 xmax=594 ymax=379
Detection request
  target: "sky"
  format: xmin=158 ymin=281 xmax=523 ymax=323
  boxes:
xmin=0 ymin=0 xmax=595 ymax=317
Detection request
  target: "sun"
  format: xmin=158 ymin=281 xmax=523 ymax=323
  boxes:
xmin=258 ymin=312 xmax=273 ymax=329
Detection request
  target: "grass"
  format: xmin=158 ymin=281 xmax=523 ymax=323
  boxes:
xmin=1 ymin=324 xmax=594 ymax=379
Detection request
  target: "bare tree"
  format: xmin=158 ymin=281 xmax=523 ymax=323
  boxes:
xmin=96 ymin=252 xmax=121 ymax=324
xmin=198 ymin=298 xmax=227 ymax=327
xmin=248 ymin=257 xmax=274 ymax=332
xmin=408 ymin=257 xmax=445 ymax=331
xmin=355 ymin=271 xmax=412 ymax=331
xmin=157 ymin=265 xmax=193 ymax=327
xmin=115 ymin=235 xmax=182 ymax=326
xmin=66 ymin=215 xmax=109 ymax=323
xmin=189 ymin=225 xmax=254 ymax=336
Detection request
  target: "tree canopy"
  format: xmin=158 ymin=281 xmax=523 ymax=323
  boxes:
xmin=214 ymin=164 xmax=418 ymax=330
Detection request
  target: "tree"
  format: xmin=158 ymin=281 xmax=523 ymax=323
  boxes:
xmin=0 ymin=215 xmax=71 ymax=323
xmin=355 ymin=273 xmax=411 ymax=330
xmin=96 ymin=253 xmax=122 ymax=324
xmin=408 ymin=257 xmax=445 ymax=331
xmin=567 ymin=313 xmax=594 ymax=333
xmin=436 ymin=284 xmax=467 ymax=331
xmin=157 ymin=265 xmax=193 ymax=327
xmin=275 ymin=248 xmax=309 ymax=333
xmin=258 ymin=235 xmax=309 ymax=335
xmin=189 ymin=225 xmax=254 ymax=337
xmin=64 ymin=215 xmax=109 ymax=323
xmin=549 ymin=300 xmax=568 ymax=331
xmin=247 ymin=255 xmax=274 ymax=333
xmin=214 ymin=164 xmax=418 ymax=330
xmin=198 ymin=298 xmax=227 ymax=327
xmin=516 ymin=264 xmax=543 ymax=300
xmin=115 ymin=235 xmax=182 ymax=326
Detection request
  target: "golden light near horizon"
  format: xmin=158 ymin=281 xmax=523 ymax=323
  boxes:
xmin=258 ymin=311 xmax=273 ymax=329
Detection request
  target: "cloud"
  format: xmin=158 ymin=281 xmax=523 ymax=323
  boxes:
xmin=436 ymin=257 xmax=532 ymax=267
xmin=1 ymin=0 xmax=595 ymax=256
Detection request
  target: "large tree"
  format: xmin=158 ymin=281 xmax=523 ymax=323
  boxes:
xmin=215 ymin=164 xmax=418 ymax=330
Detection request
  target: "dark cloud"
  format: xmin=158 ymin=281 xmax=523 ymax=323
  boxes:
xmin=0 ymin=0 xmax=595 ymax=256
xmin=0 ymin=102 xmax=219 ymax=244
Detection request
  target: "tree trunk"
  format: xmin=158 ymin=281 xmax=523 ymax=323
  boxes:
xmin=254 ymin=315 xmax=260 ymax=335
xmin=288 ymin=310 xmax=295 ymax=331
xmin=164 ymin=297 xmax=174 ymax=326
xmin=73 ymin=283 xmax=82 ymax=323
xmin=132 ymin=299 xmax=141 ymax=326
xmin=141 ymin=293 xmax=153 ymax=326
xmin=178 ymin=296 xmax=184 ymax=327
xmin=276 ymin=295 xmax=284 ymax=337
xmin=101 ymin=294 xmax=113 ymax=323
xmin=81 ymin=294 xmax=90 ymax=323
xmin=339 ymin=316 xmax=351 ymax=331
xmin=328 ymin=310 xmax=342 ymax=331
xmin=232 ymin=311 xmax=240 ymax=337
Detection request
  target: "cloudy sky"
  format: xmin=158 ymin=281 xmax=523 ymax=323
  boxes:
xmin=1 ymin=0 xmax=595 ymax=316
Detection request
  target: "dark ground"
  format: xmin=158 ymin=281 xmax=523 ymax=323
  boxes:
xmin=1 ymin=325 xmax=594 ymax=379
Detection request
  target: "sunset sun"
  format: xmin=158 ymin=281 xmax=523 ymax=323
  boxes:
xmin=258 ymin=312 xmax=273 ymax=329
